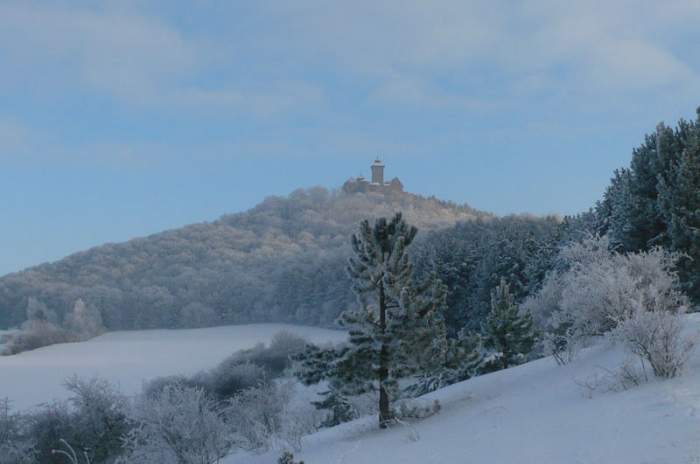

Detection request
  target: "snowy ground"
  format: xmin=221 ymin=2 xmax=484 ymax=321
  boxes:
xmin=0 ymin=324 xmax=346 ymax=410
xmin=239 ymin=315 xmax=700 ymax=464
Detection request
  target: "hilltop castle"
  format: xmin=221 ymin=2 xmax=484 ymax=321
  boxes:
xmin=342 ymin=159 xmax=404 ymax=194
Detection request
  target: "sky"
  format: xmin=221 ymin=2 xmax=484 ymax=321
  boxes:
xmin=1 ymin=0 xmax=700 ymax=276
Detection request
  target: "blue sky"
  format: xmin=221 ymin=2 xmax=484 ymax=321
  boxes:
xmin=2 ymin=0 xmax=700 ymax=276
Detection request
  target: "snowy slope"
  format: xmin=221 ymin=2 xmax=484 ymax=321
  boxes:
xmin=240 ymin=315 xmax=700 ymax=464
xmin=0 ymin=324 xmax=346 ymax=410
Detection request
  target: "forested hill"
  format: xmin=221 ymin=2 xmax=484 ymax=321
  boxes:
xmin=0 ymin=187 xmax=491 ymax=331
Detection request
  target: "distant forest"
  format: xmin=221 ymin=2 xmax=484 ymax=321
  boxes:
xmin=0 ymin=189 xmax=490 ymax=331
xmin=1 ymin=109 xmax=699 ymax=338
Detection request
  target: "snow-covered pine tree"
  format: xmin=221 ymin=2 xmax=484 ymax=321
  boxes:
xmin=311 ymin=385 xmax=356 ymax=427
xmin=339 ymin=213 xmax=419 ymax=428
xmin=484 ymin=278 xmax=535 ymax=370
xmin=657 ymin=113 xmax=700 ymax=301
xmin=293 ymin=343 xmax=356 ymax=427
xmin=401 ymin=276 xmax=482 ymax=396
xmin=295 ymin=214 xmax=478 ymax=428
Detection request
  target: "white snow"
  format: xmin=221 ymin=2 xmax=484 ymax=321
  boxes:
xmin=5 ymin=319 xmax=700 ymax=463
xmin=0 ymin=324 xmax=346 ymax=410
xmin=236 ymin=315 xmax=700 ymax=464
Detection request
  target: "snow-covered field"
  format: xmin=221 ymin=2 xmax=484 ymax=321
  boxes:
xmin=0 ymin=324 xmax=346 ymax=410
xmin=240 ymin=315 xmax=700 ymax=464
xmin=5 ymin=320 xmax=700 ymax=463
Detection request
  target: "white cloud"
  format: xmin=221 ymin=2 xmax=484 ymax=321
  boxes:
xmin=1 ymin=0 xmax=698 ymax=126
xmin=0 ymin=1 xmax=324 ymax=115
xmin=0 ymin=2 xmax=196 ymax=102
xmin=264 ymin=0 xmax=700 ymax=104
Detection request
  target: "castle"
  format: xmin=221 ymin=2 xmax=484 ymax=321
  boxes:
xmin=342 ymin=159 xmax=404 ymax=194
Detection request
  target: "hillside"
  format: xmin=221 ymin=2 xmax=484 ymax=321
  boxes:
xmin=239 ymin=315 xmax=700 ymax=464
xmin=0 ymin=187 xmax=488 ymax=331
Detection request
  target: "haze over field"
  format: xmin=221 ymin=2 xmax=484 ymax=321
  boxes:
xmin=0 ymin=324 xmax=346 ymax=410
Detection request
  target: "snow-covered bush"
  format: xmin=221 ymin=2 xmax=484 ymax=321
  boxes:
xmin=121 ymin=385 xmax=232 ymax=464
xmin=61 ymin=377 xmax=131 ymax=462
xmin=144 ymin=331 xmax=305 ymax=402
xmin=525 ymin=236 xmax=688 ymax=363
xmin=3 ymin=320 xmax=75 ymax=355
xmin=231 ymin=332 xmax=308 ymax=377
xmin=394 ymin=399 xmax=441 ymax=421
xmin=141 ymin=374 xmax=207 ymax=399
xmin=26 ymin=402 xmax=74 ymax=464
xmin=0 ymin=399 xmax=35 ymax=464
xmin=614 ymin=309 xmax=696 ymax=378
xmin=3 ymin=298 xmax=105 ymax=355
xmin=205 ymin=362 xmax=269 ymax=400
xmin=227 ymin=381 xmax=304 ymax=453
xmin=26 ymin=377 xmax=130 ymax=464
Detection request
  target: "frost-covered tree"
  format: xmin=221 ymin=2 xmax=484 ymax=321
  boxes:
xmin=484 ymin=279 xmax=535 ymax=369
xmin=595 ymin=110 xmax=700 ymax=302
xmin=413 ymin=215 xmax=562 ymax=334
xmin=64 ymin=299 xmax=104 ymax=340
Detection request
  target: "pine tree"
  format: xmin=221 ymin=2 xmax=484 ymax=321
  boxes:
xmin=311 ymin=385 xmax=356 ymax=427
xmin=484 ymin=278 xmax=535 ymax=370
xmin=339 ymin=213 xmax=419 ymax=428
xmin=296 ymin=213 xmax=465 ymax=429
xmin=400 ymin=276 xmax=483 ymax=396
xmin=657 ymin=114 xmax=700 ymax=301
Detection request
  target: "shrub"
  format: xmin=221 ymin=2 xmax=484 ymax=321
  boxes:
xmin=0 ymin=399 xmax=35 ymax=464
xmin=206 ymin=362 xmax=268 ymax=400
xmin=233 ymin=332 xmax=308 ymax=377
xmin=142 ymin=374 xmax=208 ymax=399
xmin=26 ymin=402 xmax=73 ymax=464
xmin=3 ymin=321 xmax=76 ymax=355
xmin=394 ymin=399 xmax=441 ymax=421
xmin=227 ymin=381 xmax=298 ymax=452
xmin=122 ymin=385 xmax=232 ymax=464
xmin=27 ymin=377 xmax=130 ymax=464
xmin=615 ymin=309 xmax=696 ymax=378
xmin=525 ymin=236 xmax=689 ymax=363
xmin=61 ymin=377 xmax=131 ymax=462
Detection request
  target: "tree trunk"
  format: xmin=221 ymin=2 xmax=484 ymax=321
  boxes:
xmin=378 ymin=280 xmax=392 ymax=429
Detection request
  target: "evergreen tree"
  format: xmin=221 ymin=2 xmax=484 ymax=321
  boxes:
xmin=338 ymin=213 xmax=420 ymax=428
xmin=595 ymin=109 xmax=700 ymax=304
xmin=296 ymin=213 xmax=460 ymax=429
xmin=657 ymin=115 xmax=700 ymax=301
xmin=311 ymin=385 xmax=356 ymax=427
xmin=484 ymin=278 xmax=535 ymax=370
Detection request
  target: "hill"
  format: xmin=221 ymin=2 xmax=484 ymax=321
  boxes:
xmin=239 ymin=314 xmax=700 ymax=464
xmin=0 ymin=187 xmax=488 ymax=331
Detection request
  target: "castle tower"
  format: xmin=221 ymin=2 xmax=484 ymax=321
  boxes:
xmin=371 ymin=159 xmax=385 ymax=185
